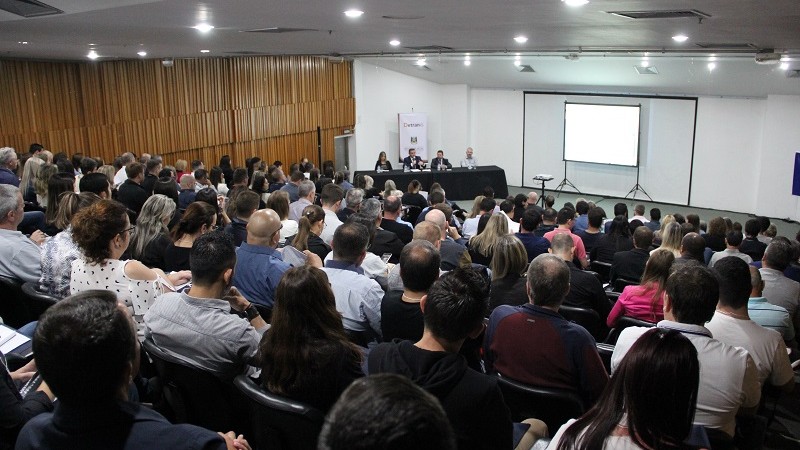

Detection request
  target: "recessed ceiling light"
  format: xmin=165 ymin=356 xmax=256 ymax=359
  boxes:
xmin=389 ymin=39 xmax=400 ymax=46
xmin=672 ymin=34 xmax=689 ymax=43
xmin=708 ymin=56 xmax=717 ymax=62
xmin=200 ymin=49 xmax=210 ymax=53
xmin=514 ymin=60 xmax=522 ymax=67
xmin=514 ymin=35 xmax=528 ymax=44
xmin=780 ymin=62 xmax=790 ymax=70
xmin=193 ymin=23 xmax=214 ymax=33
xmin=562 ymin=0 xmax=589 ymax=6
xmin=17 ymin=41 xmax=28 ymax=45
xmin=707 ymin=62 xmax=716 ymax=71
xmin=137 ymin=51 xmax=147 ymax=57
xmin=641 ymin=60 xmax=650 ymax=68
xmin=464 ymin=60 xmax=471 ymax=66
xmin=344 ymin=9 xmax=364 ymax=18
xmin=415 ymin=58 xmax=426 ymax=66
xmin=87 ymin=50 xmax=99 ymax=60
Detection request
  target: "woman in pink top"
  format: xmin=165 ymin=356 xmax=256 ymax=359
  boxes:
xmin=607 ymin=249 xmax=675 ymax=327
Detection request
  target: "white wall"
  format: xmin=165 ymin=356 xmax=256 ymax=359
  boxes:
xmin=353 ymin=62 xmax=800 ymax=219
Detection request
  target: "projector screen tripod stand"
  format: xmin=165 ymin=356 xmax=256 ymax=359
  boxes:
xmin=624 ymin=166 xmax=652 ymax=201
xmin=554 ymin=162 xmax=581 ymax=197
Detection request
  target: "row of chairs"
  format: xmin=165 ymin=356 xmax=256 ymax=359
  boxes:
xmin=0 ymin=277 xmax=58 ymax=329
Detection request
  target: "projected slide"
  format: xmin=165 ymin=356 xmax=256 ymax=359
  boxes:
xmin=563 ymin=103 xmax=641 ymax=167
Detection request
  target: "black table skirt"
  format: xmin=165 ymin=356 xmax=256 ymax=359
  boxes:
xmin=354 ymin=166 xmax=508 ymax=200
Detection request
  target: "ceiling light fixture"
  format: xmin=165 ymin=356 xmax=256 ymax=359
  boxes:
xmin=708 ymin=56 xmax=717 ymax=62
xmin=17 ymin=41 xmax=28 ymax=44
xmin=137 ymin=51 xmax=147 ymax=57
xmin=464 ymin=60 xmax=471 ymax=66
xmin=193 ymin=23 xmax=214 ymax=33
xmin=87 ymin=50 xmax=99 ymax=60
xmin=514 ymin=35 xmax=528 ymax=44
xmin=416 ymin=58 xmax=426 ymax=66
xmin=344 ymin=9 xmax=364 ymax=18
xmin=707 ymin=62 xmax=716 ymax=71
xmin=672 ymin=34 xmax=689 ymax=43
xmin=562 ymin=0 xmax=589 ymax=6
xmin=200 ymin=49 xmax=210 ymax=53
xmin=389 ymin=39 xmax=400 ymax=46
xmin=641 ymin=60 xmax=650 ymax=68
xmin=780 ymin=62 xmax=790 ymax=70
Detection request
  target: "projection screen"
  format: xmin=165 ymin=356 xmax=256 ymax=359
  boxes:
xmin=563 ymin=102 xmax=641 ymax=167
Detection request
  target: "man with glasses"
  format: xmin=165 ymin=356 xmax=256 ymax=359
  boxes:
xmin=232 ymin=209 xmax=320 ymax=319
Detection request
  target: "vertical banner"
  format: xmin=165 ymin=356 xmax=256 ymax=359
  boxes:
xmin=398 ymin=113 xmax=428 ymax=162
xmin=793 ymin=152 xmax=800 ymax=196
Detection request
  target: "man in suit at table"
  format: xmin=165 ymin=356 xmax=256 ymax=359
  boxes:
xmin=431 ymin=150 xmax=452 ymax=170
xmin=402 ymin=148 xmax=425 ymax=169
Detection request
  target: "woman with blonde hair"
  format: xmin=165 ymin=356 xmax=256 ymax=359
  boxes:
xmin=20 ymin=156 xmax=42 ymax=203
xmin=128 ymin=194 xmax=176 ymax=270
xmin=468 ymin=213 xmax=509 ymax=266
xmin=34 ymin=163 xmax=58 ymax=208
xmin=382 ymin=179 xmax=397 ymax=199
xmin=287 ymin=204 xmax=330 ymax=260
xmin=96 ymin=165 xmax=116 ymax=187
xmin=174 ymin=159 xmax=188 ymax=181
xmin=266 ymin=190 xmax=298 ymax=242
xmin=652 ymin=221 xmax=681 ymax=258
xmin=652 ymin=214 xmax=675 ymax=245
xmin=488 ymin=234 xmax=529 ymax=310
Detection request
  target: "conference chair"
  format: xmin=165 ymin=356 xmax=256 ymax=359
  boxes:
xmin=142 ymin=339 xmax=250 ymax=435
xmin=0 ymin=276 xmax=34 ymax=328
xmin=604 ymin=316 xmax=656 ymax=345
xmin=233 ymin=375 xmax=325 ymax=450
xmin=402 ymin=205 xmax=422 ymax=224
xmin=605 ymin=291 xmax=621 ymax=304
xmin=612 ymin=277 xmax=639 ymax=293
xmin=493 ymin=373 xmax=584 ymax=434
xmin=590 ymin=261 xmax=612 ymax=283
xmin=21 ymin=281 xmax=58 ymax=320
xmin=558 ymin=305 xmax=605 ymax=342
xmin=595 ymin=343 xmax=615 ymax=375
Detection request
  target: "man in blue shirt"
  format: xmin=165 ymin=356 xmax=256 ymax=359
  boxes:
xmin=515 ymin=209 xmax=550 ymax=262
xmin=0 ymin=147 xmax=20 ymax=187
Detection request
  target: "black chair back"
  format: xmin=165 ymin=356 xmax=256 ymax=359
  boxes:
xmin=612 ymin=278 xmax=639 ymax=293
xmin=142 ymin=339 xmax=250 ymax=435
xmin=590 ymin=261 xmax=612 ymax=283
xmin=604 ymin=316 xmax=656 ymax=345
xmin=234 ymin=375 xmax=325 ymax=450
xmin=21 ymin=282 xmax=58 ymax=320
xmin=493 ymin=373 xmax=584 ymax=433
xmin=558 ymin=305 xmax=605 ymax=342
xmin=0 ymin=276 xmax=33 ymax=328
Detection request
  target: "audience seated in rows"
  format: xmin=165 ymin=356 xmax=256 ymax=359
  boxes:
xmin=485 ymin=254 xmax=609 ymax=407
xmin=550 ymin=233 xmax=610 ymax=324
xmin=544 ymin=207 xmax=589 ymax=269
xmin=591 ymin=215 xmax=633 ymax=264
xmin=708 ymin=231 xmax=753 ymax=268
xmin=611 ymin=263 xmax=761 ymax=439
xmin=380 ymin=195 xmax=413 ymax=244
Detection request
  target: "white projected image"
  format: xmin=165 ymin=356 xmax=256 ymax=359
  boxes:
xmin=563 ymin=103 xmax=641 ymax=167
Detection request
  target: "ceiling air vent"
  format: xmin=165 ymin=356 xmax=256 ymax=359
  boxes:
xmin=382 ymin=15 xmax=424 ymax=20
xmin=607 ymin=9 xmax=710 ymax=20
xmin=0 ymin=0 xmax=62 ymax=17
xmin=243 ymin=27 xmax=318 ymax=33
xmin=517 ymin=65 xmax=536 ymax=73
xmin=634 ymin=65 xmax=659 ymax=75
xmin=695 ymin=42 xmax=758 ymax=49
xmin=403 ymin=45 xmax=454 ymax=51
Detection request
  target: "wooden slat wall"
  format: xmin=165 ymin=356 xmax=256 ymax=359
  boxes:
xmin=0 ymin=56 xmax=354 ymax=168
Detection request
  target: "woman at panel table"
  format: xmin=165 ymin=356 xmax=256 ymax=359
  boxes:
xmin=374 ymin=151 xmax=393 ymax=171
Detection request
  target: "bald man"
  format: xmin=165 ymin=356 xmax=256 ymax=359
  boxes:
xmin=425 ymin=209 xmax=471 ymax=271
xmin=232 ymin=209 xmax=320 ymax=316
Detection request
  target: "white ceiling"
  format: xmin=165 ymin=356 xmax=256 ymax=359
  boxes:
xmin=1 ymin=0 xmax=799 ymax=96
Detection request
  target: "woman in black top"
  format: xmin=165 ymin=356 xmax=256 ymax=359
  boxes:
xmin=128 ymin=194 xmax=175 ymax=271
xmin=591 ymin=215 xmax=633 ymax=264
xmin=164 ymin=201 xmax=217 ymax=272
xmin=703 ymin=216 xmax=727 ymax=252
xmin=401 ymin=180 xmax=428 ymax=223
xmin=488 ymin=234 xmax=529 ymax=311
xmin=374 ymin=151 xmax=393 ymax=171
xmin=287 ymin=205 xmax=331 ymax=261
xmin=468 ymin=214 xmax=508 ymax=266
xmin=218 ymin=155 xmax=234 ymax=187
xmin=259 ymin=266 xmax=363 ymax=412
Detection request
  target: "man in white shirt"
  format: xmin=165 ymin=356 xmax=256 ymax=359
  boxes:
xmin=0 ymin=185 xmax=44 ymax=283
xmin=708 ymin=231 xmax=753 ymax=268
xmin=611 ymin=263 xmax=761 ymax=439
xmin=319 ymin=183 xmax=344 ymax=245
xmin=498 ymin=200 xmax=519 ymax=233
xmin=629 ymin=204 xmax=649 ymax=223
xmin=322 ymin=222 xmax=384 ymax=347
xmin=706 ymin=256 xmax=794 ymax=391
xmin=459 ymin=147 xmax=478 ymax=168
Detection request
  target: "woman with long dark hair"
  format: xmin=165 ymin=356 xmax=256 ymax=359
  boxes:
xmin=43 ymin=173 xmax=77 ymax=235
xmin=218 ymin=155 xmax=234 ymax=187
xmin=163 ymin=201 xmax=217 ymax=272
xmin=287 ymin=204 xmax=330 ymax=260
xmin=591 ymin=215 xmax=633 ymax=264
xmin=606 ymin=249 xmax=675 ymax=327
xmin=550 ymin=328 xmax=700 ymax=450
xmin=259 ymin=266 xmax=363 ymax=411
xmin=374 ymin=151 xmax=393 ymax=171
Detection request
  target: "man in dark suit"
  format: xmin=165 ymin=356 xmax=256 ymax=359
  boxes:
xmin=431 ymin=150 xmax=451 ymax=170
xmin=610 ymin=226 xmax=653 ymax=283
xmin=380 ymin=195 xmax=413 ymax=244
xmin=116 ymin=162 xmax=149 ymax=218
xmin=360 ymin=199 xmax=404 ymax=264
xmin=402 ymin=148 xmax=425 ymax=169
xmin=550 ymin=233 xmax=611 ymax=328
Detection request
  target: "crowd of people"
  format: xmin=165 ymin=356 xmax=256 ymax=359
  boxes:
xmin=0 ymin=143 xmax=797 ymax=449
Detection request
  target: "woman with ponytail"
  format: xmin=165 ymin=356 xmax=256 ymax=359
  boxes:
xmin=286 ymin=204 xmax=330 ymax=260
xmin=163 ymin=201 xmax=217 ymax=272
